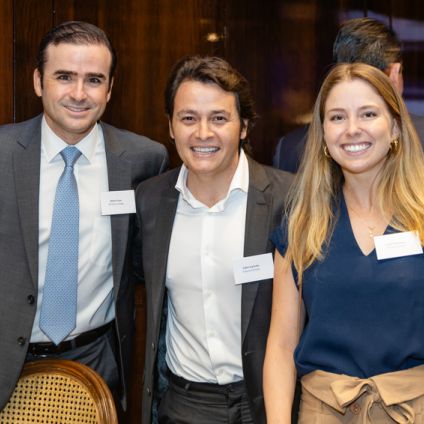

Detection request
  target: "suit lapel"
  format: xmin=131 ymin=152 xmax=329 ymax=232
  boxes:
xmin=150 ymin=172 xmax=179 ymax=332
xmin=145 ymin=160 xmax=271 ymax=342
xmin=102 ymin=123 xmax=133 ymax=295
xmin=14 ymin=117 xmax=42 ymax=289
xmin=12 ymin=118 xmax=134 ymax=292
xmin=241 ymin=158 xmax=271 ymax=342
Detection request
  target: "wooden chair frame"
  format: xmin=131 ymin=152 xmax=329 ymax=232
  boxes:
xmin=0 ymin=359 xmax=118 ymax=423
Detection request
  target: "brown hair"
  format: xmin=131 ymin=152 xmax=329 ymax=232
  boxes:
xmin=36 ymin=21 xmax=116 ymax=89
xmin=285 ymin=63 xmax=424 ymax=283
xmin=164 ymin=55 xmax=257 ymax=134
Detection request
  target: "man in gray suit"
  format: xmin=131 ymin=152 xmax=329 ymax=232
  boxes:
xmin=134 ymin=56 xmax=292 ymax=424
xmin=273 ymin=17 xmax=424 ymax=172
xmin=0 ymin=21 xmax=168 ymax=412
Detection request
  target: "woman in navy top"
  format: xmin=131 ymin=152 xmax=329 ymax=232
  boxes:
xmin=264 ymin=63 xmax=424 ymax=424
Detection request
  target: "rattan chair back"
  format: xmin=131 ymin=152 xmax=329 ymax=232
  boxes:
xmin=0 ymin=359 xmax=118 ymax=424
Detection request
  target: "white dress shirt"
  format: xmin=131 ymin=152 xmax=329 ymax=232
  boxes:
xmin=165 ymin=150 xmax=249 ymax=384
xmin=31 ymin=116 xmax=114 ymax=342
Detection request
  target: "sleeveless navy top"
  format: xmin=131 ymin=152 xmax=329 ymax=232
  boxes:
xmin=272 ymin=196 xmax=424 ymax=378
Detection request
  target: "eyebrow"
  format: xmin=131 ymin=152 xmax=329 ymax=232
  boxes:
xmin=175 ymin=109 xmax=196 ymax=116
xmin=175 ymin=109 xmax=231 ymax=116
xmin=53 ymin=70 xmax=107 ymax=80
xmin=325 ymin=107 xmax=344 ymax=113
xmin=326 ymin=104 xmax=379 ymax=113
xmin=211 ymin=110 xmax=231 ymax=115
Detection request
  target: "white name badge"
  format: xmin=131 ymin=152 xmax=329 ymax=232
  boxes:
xmin=233 ymin=253 xmax=274 ymax=285
xmin=374 ymin=231 xmax=423 ymax=260
xmin=101 ymin=190 xmax=136 ymax=215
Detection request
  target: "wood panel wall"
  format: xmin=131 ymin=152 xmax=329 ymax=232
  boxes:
xmin=0 ymin=0 xmax=13 ymax=123
xmin=1 ymin=1 xmax=423 ymax=422
xmin=2 ymin=1 xmax=424 ymax=160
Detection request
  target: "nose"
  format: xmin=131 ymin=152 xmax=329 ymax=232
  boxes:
xmin=196 ymin=119 xmax=213 ymax=140
xmin=70 ymin=80 xmax=87 ymax=102
xmin=346 ymin=117 xmax=361 ymax=137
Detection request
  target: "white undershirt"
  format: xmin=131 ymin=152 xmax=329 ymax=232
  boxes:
xmin=31 ymin=116 xmax=114 ymax=342
xmin=165 ymin=150 xmax=249 ymax=384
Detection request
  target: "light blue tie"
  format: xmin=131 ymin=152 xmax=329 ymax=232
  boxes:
xmin=40 ymin=146 xmax=82 ymax=345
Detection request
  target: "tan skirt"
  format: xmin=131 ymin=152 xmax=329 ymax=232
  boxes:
xmin=298 ymin=366 xmax=424 ymax=424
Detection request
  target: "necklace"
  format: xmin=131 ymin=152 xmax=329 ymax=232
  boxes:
xmin=347 ymin=206 xmax=377 ymax=238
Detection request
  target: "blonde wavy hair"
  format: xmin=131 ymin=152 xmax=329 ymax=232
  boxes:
xmin=285 ymin=63 xmax=424 ymax=284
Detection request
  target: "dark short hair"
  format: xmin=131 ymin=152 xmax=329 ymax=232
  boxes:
xmin=164 ymin=55 xmax=257 ymax=133
xmin=333 ymin=17 xmax=402 ymax=71
xmin=36 ymin=21 xmax=117 ymax=86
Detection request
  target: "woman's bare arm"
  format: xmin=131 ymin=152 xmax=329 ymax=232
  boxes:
xmin=263 ymin=251 xmax=303 ymax=424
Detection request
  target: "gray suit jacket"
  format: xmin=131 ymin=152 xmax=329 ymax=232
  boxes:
xmin=134 ymin=157 xmax=293 ymax=424
xmin=0 ymin=114 xmax=168 ymax=410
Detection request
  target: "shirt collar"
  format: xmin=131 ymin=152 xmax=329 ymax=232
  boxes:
xmin=175 ymin=149 xmax=249 ymax=209
xmin=41 ymin=115 xmax=101 ymax=164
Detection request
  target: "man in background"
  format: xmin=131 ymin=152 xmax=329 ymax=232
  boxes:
xmin=0 ymin=20 xmax=168 ymax=412
xmin=273 ymin=17 xmax=424 ymax=172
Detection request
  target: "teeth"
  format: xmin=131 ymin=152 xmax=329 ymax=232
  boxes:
xmin=67 ymin=106 xmax=88 ymax=112
xmin=344 ymin=143 xmax=369 ymax=152
xmin=192 ymin=147 xmax=218 ymax=153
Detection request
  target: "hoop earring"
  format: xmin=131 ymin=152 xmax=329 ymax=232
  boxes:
xmin=390 ymin=138 xmax=399 ymax=153
xmin=323 ymin=145 xmax=331 ymax=159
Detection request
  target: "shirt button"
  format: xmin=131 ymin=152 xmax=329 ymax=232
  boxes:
xmin=151 ymin=342 xmax=156 ymax=351
xmin=17 ymin=337 xmax=26 ymax=346
xmin=146 ymin=387 xmax=151 ymax=396
xmin=27 ymin=295 xmax=35 ymax=305
xmin=349 ymin=402 xmax=361 ymax=415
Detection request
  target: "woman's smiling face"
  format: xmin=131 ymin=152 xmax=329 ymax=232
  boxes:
xmin=323 ymin=78 xmax=398 ymax=179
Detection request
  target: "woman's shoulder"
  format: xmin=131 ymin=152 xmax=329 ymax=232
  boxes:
xmin=271 ymin=217 xmax=289 ymax=256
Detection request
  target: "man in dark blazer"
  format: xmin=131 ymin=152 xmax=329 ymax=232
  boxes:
xmin=0 ymin=21 xmax=168 ymax=413
xmin=273 ymin=17 xmax=424 ymax=172
xmin=134 ymin=56 xmax=292 ymax=424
